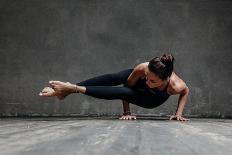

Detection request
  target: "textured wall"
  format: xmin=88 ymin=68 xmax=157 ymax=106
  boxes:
xmin=0 ymin=0 xmax=232 ymax=117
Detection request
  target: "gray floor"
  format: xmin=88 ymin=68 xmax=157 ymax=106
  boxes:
xmin=0 ymin=117 xmax=232 ymax=155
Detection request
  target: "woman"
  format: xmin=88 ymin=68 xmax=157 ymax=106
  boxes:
xmin=39 ymin=53 xmax=190 ymax=121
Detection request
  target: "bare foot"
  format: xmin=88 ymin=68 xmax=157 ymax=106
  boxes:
xmin=39 ymin=86 xmax=66 ymax=100
xmin=39 ymin=81 xmax=77 ymax=100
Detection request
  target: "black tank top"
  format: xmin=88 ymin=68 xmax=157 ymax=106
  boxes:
xmin=146 ymin=79 xmax=170 ymax=98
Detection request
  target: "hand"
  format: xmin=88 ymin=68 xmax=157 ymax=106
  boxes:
xmin=169 ymin=114 xmax=190 ymax=121
xmin=119 ymin=115 xmax=137 ymax=120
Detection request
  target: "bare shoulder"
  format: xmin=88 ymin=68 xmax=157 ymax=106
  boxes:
xmin=168 ymin=72 xmax=189 ymax=95
xmin=133 ymin=62 xmax=148 ymax=75
xmin=134 ymin=62 xmax=148 ymax=69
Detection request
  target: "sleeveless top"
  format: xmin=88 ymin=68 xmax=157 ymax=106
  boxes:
xmin=145 ymin=78 xmax=171 ymax=98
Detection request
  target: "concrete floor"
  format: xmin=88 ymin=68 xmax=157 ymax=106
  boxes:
xmin=0 ymin=117 xmax=232 ymax=155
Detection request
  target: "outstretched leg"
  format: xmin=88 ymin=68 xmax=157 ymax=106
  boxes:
xmin=41 ymin=80 xmax=162 ymax=109
xmin=76 ymin=68 xmax=133 ymax=86
xmin=76 ymin=84 xmax=153 ymax=108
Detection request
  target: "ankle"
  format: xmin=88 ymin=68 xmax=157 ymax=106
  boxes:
xmin=69 ymin=84 xmax=80 ymax=93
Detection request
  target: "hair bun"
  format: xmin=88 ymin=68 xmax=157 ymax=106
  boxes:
xmin=160 ymin=53 xmax=175 ymax=65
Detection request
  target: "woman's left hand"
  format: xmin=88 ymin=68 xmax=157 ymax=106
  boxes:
xmin=169 ymin=114 xmax=190 ymax=121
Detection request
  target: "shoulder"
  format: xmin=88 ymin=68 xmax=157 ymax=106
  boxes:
xmin=168 ymin=72 xmax=189 ymax=95
xmin=134 ymin=62 xmax=148 ymax=70
xmin=133 ymin=62 xmax=148 ymax=75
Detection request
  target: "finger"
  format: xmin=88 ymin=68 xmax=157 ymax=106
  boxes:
xmin=181 ymin=117 xmax=186 ymax=121
xmin=179 ymin=116 xmax=187 ymax=121
xmin=171 ymin=115 xmax=176 ymax=120
xmin=169 ymin=115 xmax=174 ymax=120
xmin=177 ymin=117 xmax=180 ymax=121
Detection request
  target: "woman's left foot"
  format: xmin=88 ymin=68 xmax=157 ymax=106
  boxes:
xmin=39 ymin=81 xmax=77 ymax=100
xmin=39 ymin=86 xmax=67 ymax=100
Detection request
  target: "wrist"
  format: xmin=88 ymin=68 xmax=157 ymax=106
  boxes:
xmin=123 ymin=111 xmax=131 ymax=115
xmin=175 ymin=112 xmax=182 ymax=116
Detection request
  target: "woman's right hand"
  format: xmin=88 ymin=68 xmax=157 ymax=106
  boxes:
xmin=119 ymin=115 xmax=137 ymax=120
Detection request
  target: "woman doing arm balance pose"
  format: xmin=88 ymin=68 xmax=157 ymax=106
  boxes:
xmin=39 ymin=53 xmax=190 ymax=121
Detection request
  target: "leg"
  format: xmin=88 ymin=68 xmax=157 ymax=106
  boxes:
xmin=76 ymin=68 xmax=134 ymax=86
xmin=77 ymin=85 xmax=154 ymax=108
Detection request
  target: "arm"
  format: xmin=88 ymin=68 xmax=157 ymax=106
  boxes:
xmin=122 ymin=100 xmax=131 ymax=115
xmin=120 ymin=63 xmax=145 ymax=119
xmin=170 ymin=84 xmax=190 ymax=121
xmin=175 ymin=85 xmax=190 ymax=116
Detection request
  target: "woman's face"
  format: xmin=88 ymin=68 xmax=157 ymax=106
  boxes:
xmin=145 ymin=67 xmax=165 ymax=88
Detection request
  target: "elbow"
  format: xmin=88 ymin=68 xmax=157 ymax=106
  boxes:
xmin=184 ymin=88 xmax=190 ymax=96
xmin=185 ymin=86 xmax=190 ymax=94
xmin=180 ymin=85 xmax=190 ymax=96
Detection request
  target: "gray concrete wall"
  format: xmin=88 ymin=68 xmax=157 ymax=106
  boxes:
xmin=0 ymin=0 xmax=232 ymax=117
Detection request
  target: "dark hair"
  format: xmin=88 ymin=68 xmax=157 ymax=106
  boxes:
xmin=148 ymin=53 xmax=175 ymax=80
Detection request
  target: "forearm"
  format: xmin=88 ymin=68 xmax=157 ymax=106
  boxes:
xmin=122 ymin=80 xmax=134 ymax=114
xmin=175 ymin=92 xmax=189 ymax=115
xmin=122 ymin=100 xmax=131 ymax=113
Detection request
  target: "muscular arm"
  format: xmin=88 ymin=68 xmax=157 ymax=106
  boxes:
xmin=175 ymin=84 xmax=190 ymax=116
xmin=169 ymin=80 xmax=190 ymax=121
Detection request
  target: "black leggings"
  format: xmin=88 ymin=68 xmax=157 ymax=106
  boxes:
xmin=76 ymin=68 xmax=169 ymax=109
